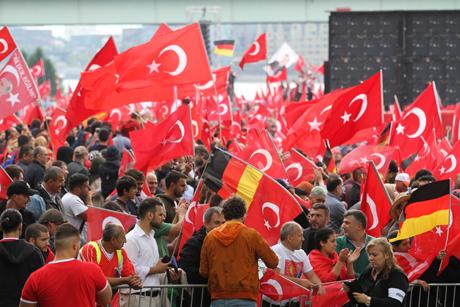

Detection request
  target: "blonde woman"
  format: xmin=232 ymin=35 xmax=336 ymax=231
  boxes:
xmin=343 ymin=238 xmax=409 ymax=307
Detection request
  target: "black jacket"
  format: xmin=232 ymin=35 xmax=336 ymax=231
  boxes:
xmin=99 ymin=160 xmax=120 ymax=198
xmin=178 ymin=226 xmax=211 ymax=307
xmin=0 ymin=203 xmax=36 ymax=239
xmin=347 ymin=267 xmax=409 ymax=307
xmin=68 ymin=161 xmax=90 ymax=178
xmin=0 ymin=239 xmax=44 ymax=307
xmin=157 ymin=194 xmax=176 ymax=224
xmin=302 ymin=227 xmax=318 ymax=255
xmin=25 ymin=160 xmax=46 ymax=189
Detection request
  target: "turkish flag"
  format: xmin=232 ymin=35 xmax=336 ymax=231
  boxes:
xmin=361 ymin=161 xmax=392 ymax=237
xmin=434 ymin=140 xmax=460 ymax=181
xmin=66 ymin=36 xmax=118 ymax=129
xmin=284 ymin=100 xmax=315 ymax=128
xmin=206 ymin=92 xmax=233 ymax=124
xmin=102 ymin=105 xmax=133 ymax=129
xmin=234 ymin=130 xmax=286 ymax=179
xmin=390 ymin=82 xmax=444 ymax=159
xmin=405 ymin=129 xmax=438 ymax=177
xmin=284 ymin=89 xmax=345 ymax=152
xmin=439 ymin=196 xmax=460 ymax=273
xmin=130 ymin=104 xmax=194 ymax=173
xmin=338 ymin=145 xmax=397 ymax=176
xmin=284 ymin=149 xmax=319 ymax=187
xmin=321 ymin=71 xmax=383 ymax=147
xmin=0 ymin=166 xmax=13 ymax=200
xmin=0 ymin=114 xmax=21 ymax=131
xmin=87 ymin=207 xmax=137 ymax=241
xmin=30 ymin=59 xmax=45 ymax=78
xmin=452 ymin=102 xmax=460 ymax=144
xmin=391 ymin=95 xmax=403 ymax=122
xmin=239 ymin=33 xmax=267 ymax=70
xmin=48 ymin=107 xmax=70 ymax=153
xmin=437 ymin=137 xmax=452 ymax=167
xmin=21 ymin=103 xmax=43 ymax=125
xmin=114 ymin=23 xmax=211 ymax=87
xmin=0 ymin=49 xmax=40 ymax=120
xmin=118 ymin=148 xmax=136 ymax=177
xmin=312 ymin=282 xmax=349 ymax=307
xmin=259 ymin=269 xmax=308 ymax=302
xmin=0 ymin=27 xmax=16 ymax=62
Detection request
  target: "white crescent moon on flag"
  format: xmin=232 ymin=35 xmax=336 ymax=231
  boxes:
xmin=159 ymin=105 xmax=169 ymax=117
xmin=166 ymin=120 xmax=185 ymax=143
xmin=159 ymin=45 xmax=187 ymax=76
xmin=349 ymin=93 xmax=368 ymax=122
xmin=218 ymin=103 xmax=228 ymax=115
xmin=110 ymin=109 xmax=122 ymax=122
xmin=369 ymin=153 xmax=386 ymax=170
xmin=231 ymin=121 xmax=241 ymax=131
xmin=286 ymin=163 xmax=303 ymax=182
xmin=54 ymin=115 xmax=68 ymax=134
xmin=102 ymin=216 xmax=123 ymax=230
xmin=444 ymin=154 xmax=457 ymax=174
xmin=3 ymin=65 xmax=20 ymax=86
xmin=366 ymin=195 xmax=379 ymax=230
xmin=440 ymin=149 xmax=448 ymax=158
xmin=262 ymin=202 xmax=281 ymax=228
xmin=191 ymin=120 xmax=199 ymax=138
xmin=319 ymin=105 xmax=332 ymax=117
xmin=260 ymin=279 xmax=283 ymax=299
xmin=184 ymin=202 xmax=196 ymax=224
xmin=250 ymin=149 xmax=273 ymax=172
xmin=249 ymin=42 xmax=260 ymax=56
xmin=195 ymin=79 xmax=214 ymax=91
xmin=404 ymin=107 xmax=427 ymax=139
xmin=0 ymin=39 xmax=8 ymax=54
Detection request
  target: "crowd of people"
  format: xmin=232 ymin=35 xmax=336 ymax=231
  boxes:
xmin=0 ymin=111 xmax=458 ymax=307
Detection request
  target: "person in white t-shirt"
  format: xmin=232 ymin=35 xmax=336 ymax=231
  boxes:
xmin=262 ymin=222 xmax=325 ymax=307
xmin=62 ymin=174 xmax=91 ymax=245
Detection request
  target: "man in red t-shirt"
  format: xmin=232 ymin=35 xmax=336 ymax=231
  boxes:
xmin=19 ymin=224 xmax=112 ymax=307
xmin=79 ymin=223 xmax=142 ymax=288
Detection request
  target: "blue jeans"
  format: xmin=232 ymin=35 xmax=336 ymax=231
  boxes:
xmin=211 ymin=299 xmax=257 ymax=307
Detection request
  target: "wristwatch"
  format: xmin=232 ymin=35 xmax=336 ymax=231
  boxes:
xmin=365 ymin=295 xmax=371 ymax=306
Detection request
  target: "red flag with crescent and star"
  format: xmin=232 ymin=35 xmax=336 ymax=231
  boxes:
xmin=66 ymin=36 xmax=118 ymax=129
xmin=239 ymin=33 xmax=267 ymax=70
xmin=87 ymin=207 xmax=136 ymax=241
xmin=0 ymin=27 xmax=40 ymax=120
xmin=30 ymin=59 xmax=45 ymax=79
xmin=338 ymin=144 xmax=398 ymax=176
xmin=203 ymin=149 xmax=302 ymax=245
xmin=390 ymin=82 xmax=444 ymax=159
xmin=48 ymin=107 xmax=69 ymax=154
xmin=434 ymin=140 xmax=460 ymax=182
xmin=283 ymin=149 xmax=319 ymax=187
xmin=361 ymin=161 xmax=392 ymax=237
xmin=130 ymin=104 xmax=194 ymax=173
xmin=321 ymin=71 xmax=383 ymax=147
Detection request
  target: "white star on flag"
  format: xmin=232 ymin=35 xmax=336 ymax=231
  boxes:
xmin=360 ymin=157 xmax=369 ymax=164
xmin=396 ymin=123 xmax=405 ymax=135
xmin=147 ymin=60 xmax=161 ymax=74
xmin=308 ymin=117 xmax=322 ymax=131
xmin=439 ymin=166 xmax=446 ymax=174
xmin=435 ymin=226 xmax=444 ymax=236
xmin=6 ymin=93 xmax=20 ymax=107
xmin=341 ymin=111 xmax=351 ymax=123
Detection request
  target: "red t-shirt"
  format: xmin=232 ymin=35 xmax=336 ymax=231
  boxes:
xmin=45 ymin=246 xmax=54 ymax=264
xmin=21 ymin=259 xmax=108 ymax=307
xmin=79 ymin=240 xmax=135 ymax=278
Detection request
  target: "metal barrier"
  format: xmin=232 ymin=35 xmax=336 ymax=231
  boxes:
xmin=110 ymin=283 xmax=460 ymax=307
xmin=404 ymin=283 xmax=460 ymax=307
xmin=111 ymin=284 xmax=314 ymax=307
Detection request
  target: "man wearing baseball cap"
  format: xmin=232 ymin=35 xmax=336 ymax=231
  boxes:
xmin=395 ymin=173 xmax=410 ymax=194
xmin=0 ymin=181 xmax=37 ymax=239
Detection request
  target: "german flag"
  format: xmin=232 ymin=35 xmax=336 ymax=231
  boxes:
xmin=213 ymin=40 xmax=235 ymax=57
xmin=203 ymin=148 xmax=303 ymax=245
xmin=390 ymin=180 xmax=450 ymax=242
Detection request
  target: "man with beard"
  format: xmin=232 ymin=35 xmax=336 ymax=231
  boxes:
xmin=19 ymin=224 xmax=112 ymax=307
xmin=302 ymin=203 xmax=331 ymax=254
xmin=123 ymin=198 xmax=181 ymax=307
xmin=25 ymin=223 xmax=54 ymax=263
xmin=157 ymin=171 xmax=188 ymax=224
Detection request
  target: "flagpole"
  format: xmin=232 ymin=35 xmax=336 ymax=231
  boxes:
xmin=370 ymin=160 xmax=392 ymax=205
xmin=438 ymin=179 xmax=452 ymax=273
